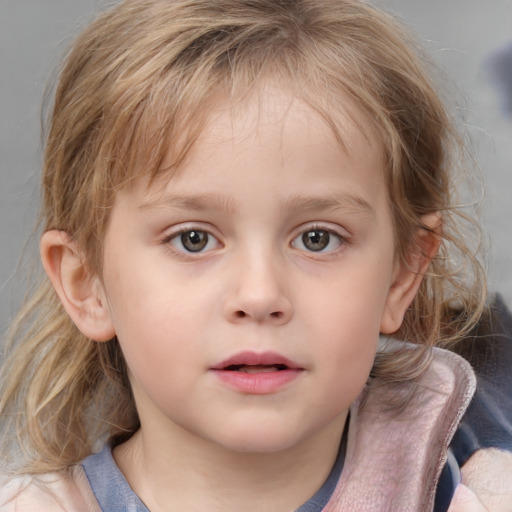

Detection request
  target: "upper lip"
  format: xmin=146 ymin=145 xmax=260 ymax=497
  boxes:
xmin=211 ymin=351 xmax=302 ymax=370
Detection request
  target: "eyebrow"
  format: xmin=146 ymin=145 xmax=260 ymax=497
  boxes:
xmin=283 ymin=194 xmax=375 ymax=217
xmin=139 ymin=192 xmax=374 ymax=217
xmin=139 ymin=193 xmax=238 ymax=215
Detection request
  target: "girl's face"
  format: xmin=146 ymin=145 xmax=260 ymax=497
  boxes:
xmin=99 ymin=84 xmax=412 ymax=454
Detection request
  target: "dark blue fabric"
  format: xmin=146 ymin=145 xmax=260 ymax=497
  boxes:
xmin=451 ymin=294 xmax=512 ymax=464
xmin=435 ymin=294 xmax=512 ymax=511
xmin=434 ymin=450 xmax=461 ymax=512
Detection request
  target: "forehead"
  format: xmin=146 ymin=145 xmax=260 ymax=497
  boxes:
xmin=141 ymin=80 xmax=384 ymax=195
xmin=118 ymin=86 xmax=390 ymax=239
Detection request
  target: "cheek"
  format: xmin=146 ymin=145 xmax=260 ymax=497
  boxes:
xmin=109 ymin=287 xmax=207 ymax=363
xmin=296 ymin=258 xmax=392 ymax=388
xmin=102 ymin=267 xmax=207 ymax=385
xmin=320 ymin=318 xmax=379 ymax=389
xmin=110 ymin=296 xmax=208 ymax=421
xmin=300 ymin=263 xmax=393 ymax=339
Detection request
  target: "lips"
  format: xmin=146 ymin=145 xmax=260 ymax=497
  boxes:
xmin=212 ymin=351 xmax=301 ymax=371
xmin=211 ymin=351 xmax=303 ymax=394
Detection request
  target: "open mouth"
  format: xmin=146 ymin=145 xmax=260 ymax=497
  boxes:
xmin=212 ymin=351 xmax=300 ymax=371
xmin=222 ymin=364 xmax=289 ymax=373
xmin=211 ymin=352 xmax=303 ymax=393
xmin=212 ymin=364 xmax=302 ymax=393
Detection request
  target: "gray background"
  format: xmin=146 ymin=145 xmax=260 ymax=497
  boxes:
xmin=1 ymin=1 xmax=511 ymax=338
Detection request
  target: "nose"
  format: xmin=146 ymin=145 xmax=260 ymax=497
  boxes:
xmin=224 ymin=250 xmax=293 ymax=325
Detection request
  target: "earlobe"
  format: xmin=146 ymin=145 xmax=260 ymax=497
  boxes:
xmin=380 ymin=213 xmax=442 ymax=334
xmin=40 ymin=230 xmax=115 ymax=342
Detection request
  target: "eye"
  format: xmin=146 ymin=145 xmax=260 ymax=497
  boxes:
xmin=168 ymin=229 xmax=220 ymax=253
xmin=292 ymin=228 xmax=344 ymax=253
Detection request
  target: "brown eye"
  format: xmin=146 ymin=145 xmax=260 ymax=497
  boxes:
xmin=291 ymin=227 xmax=344 ymax=253
xmin=180 ymin=230 xmax=209 ymax=252
xmin=302 ymin=230 xmax=330 ymax=251
xmin=167 ymin=227 xmax=221 ymax=254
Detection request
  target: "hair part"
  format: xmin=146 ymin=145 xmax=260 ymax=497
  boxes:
xmin=1 ymin=0 xmax=486 ymax=474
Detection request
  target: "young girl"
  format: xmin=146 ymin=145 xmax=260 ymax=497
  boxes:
xmin=1 ymin=0 xmax=510 ymax=510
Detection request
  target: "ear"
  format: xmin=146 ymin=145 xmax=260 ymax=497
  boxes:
xmin=40 ymin=230 xmax=115 ymax=342
xmin=380 ymin=213 xmax=442 ymax=334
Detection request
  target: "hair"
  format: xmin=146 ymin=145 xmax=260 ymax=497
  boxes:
xmin=1 ymin=0 xmax=486 ymax=475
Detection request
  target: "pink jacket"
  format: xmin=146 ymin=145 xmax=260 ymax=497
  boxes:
xmin=1 ymin=347 xmax=511 ymax=511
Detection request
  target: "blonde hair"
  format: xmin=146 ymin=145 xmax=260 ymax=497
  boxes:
xmin=1 ymin=0 xmax=485 ymax=474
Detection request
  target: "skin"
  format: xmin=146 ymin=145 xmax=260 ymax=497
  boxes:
xmin=41 ymin=84 xmax=439 ymax=512
xmin=448 ymin=485 xmax=488 ymax=512
xmin=452 ymin=449 xmax=512 ymax=511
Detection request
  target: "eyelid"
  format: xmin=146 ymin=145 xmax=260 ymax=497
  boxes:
xmin=291 ymin=222 xmax=350 ymax=240
xmin=290 ymin=223 xmax=350 ymax=253
xmin=161 ymin=221 xmax=218 ymax=240
xmin=161 ymin=224 xmax=223 ymax=254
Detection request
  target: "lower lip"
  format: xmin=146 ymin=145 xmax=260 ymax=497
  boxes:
xmin=211 ymin=368 xmax=303 ymax=394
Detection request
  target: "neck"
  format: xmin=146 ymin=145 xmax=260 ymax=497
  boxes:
xmin=113 ymin=413 xmax=347 ymax=512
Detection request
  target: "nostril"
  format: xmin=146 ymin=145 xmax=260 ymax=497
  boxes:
xmin=230 ymin=308 xmax=290 ymax=322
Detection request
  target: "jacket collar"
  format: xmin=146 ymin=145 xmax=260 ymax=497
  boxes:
xmin=324 ymin=346 xmax=476 ymax=512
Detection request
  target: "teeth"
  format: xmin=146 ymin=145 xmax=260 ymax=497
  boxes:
xmin=237 ymin=365 xmax=283 ymax=373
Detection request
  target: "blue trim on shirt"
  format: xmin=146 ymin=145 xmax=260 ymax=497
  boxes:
xmin=295 ymin=429 xmax=346 ymax=512
xmin=82 ymin=445 xmax=149 ymax=511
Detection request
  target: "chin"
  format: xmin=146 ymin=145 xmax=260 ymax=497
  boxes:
xmin=211 ymin=424 xmax=306 ymax=455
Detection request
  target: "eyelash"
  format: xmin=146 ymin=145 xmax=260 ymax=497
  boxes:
xmin=162 ymin=226 xmax=221 ymax=255
xmin=290 ymin=225 xmax=347 ymax=254
xmin=161 ymin=224 xmax=348 ymax=256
